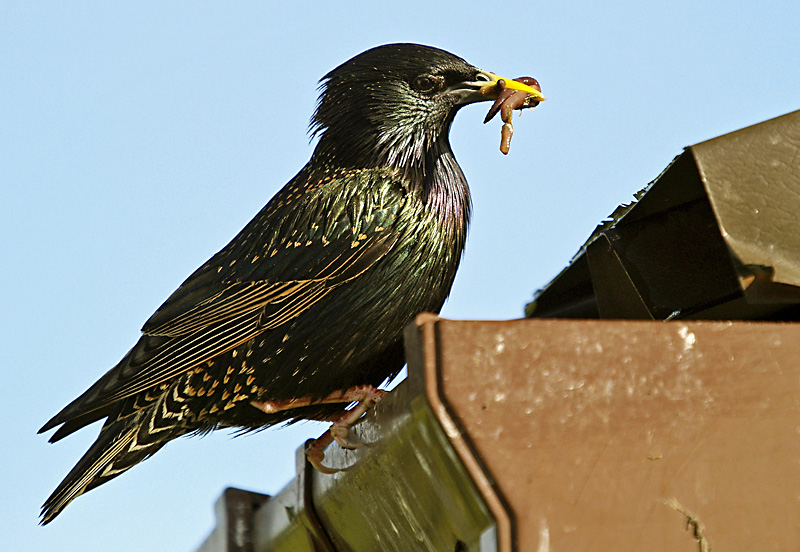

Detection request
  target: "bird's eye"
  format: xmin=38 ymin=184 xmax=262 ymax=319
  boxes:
xmin=412 ymin=75 xmax=438 ymax=93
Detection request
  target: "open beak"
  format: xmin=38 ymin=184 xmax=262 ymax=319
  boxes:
xmin=453 ymin=70 xmax=547 ymax=105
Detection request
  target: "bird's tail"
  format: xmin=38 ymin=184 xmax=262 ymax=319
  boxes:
xmin=40 ymin=416 xmax=170 ymax=524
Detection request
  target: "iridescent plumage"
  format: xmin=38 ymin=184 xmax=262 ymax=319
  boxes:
xmin=39 ymin=43 xmax=536 ymax=523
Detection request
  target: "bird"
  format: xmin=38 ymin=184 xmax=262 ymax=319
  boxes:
xmin=38 ymin=43 xmax=544 ymax=524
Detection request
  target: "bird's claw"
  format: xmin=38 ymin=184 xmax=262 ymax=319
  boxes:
xmin=304 ymin=386 xmax=387 ymax=472
xmin=330 ymin=422 xmax=364 ymax=450
xmin=305 ymin=432 xmax=341 ymax=474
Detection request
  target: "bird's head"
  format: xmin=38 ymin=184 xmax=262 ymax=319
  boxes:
xmin=310 ymin=43 xmax=544 ymax=176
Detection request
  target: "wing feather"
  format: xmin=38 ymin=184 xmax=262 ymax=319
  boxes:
xmin=40 ymin=169 xmax=408 ymax=433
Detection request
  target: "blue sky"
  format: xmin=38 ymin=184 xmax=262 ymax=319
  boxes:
xmin=3 ymin=1 xmax=798 ymax=550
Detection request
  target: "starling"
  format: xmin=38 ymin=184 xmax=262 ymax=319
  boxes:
xmin=38 ymin=43 xmax=544 ymax=523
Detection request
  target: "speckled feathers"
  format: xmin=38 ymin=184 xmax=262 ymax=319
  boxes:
xmin=40 ymin=43 xmax=482 ymax=523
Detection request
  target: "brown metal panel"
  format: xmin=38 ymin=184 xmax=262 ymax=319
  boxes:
xmin=408 ymin=312 xmax=514 ymax=552
xmin=420 ymin=316 xmax=800 ymax=551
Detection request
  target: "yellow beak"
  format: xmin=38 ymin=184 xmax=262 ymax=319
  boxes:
xmin=476 ymin=71 xmax=546 ymax=102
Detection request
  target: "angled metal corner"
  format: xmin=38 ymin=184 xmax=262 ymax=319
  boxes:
xmin=690 ymin=109 xmax=800 ymax=288
xmin=405 ymin=312 xmax=514 ymax=552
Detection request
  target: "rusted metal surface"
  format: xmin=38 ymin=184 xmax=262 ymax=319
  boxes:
xmin=528 ymin=109 xmax=800 ymax=321
xmin=419 ymin=316 xmax=800 ymax=550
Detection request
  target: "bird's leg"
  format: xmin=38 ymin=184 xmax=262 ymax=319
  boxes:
xmin=327 ymin=386 xmax=385 ymax=449
xmin=250 ymin=385 xmax=386 ymax=415
xmin=305 ymin=388 xmax=385 ymax=473
xmin=251 ymin=385 xmax=387 ymax=473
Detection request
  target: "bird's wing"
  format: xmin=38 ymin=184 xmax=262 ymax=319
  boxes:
xmin=40 ymin=170 xmax=408 ymax=434
xmin=141 ymin=168 xmax=405 ymax=335
xmin=100 ymin=226 xmax=398 ymax=401
xmin=142 ymin=231 xmax=396 ymax=337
